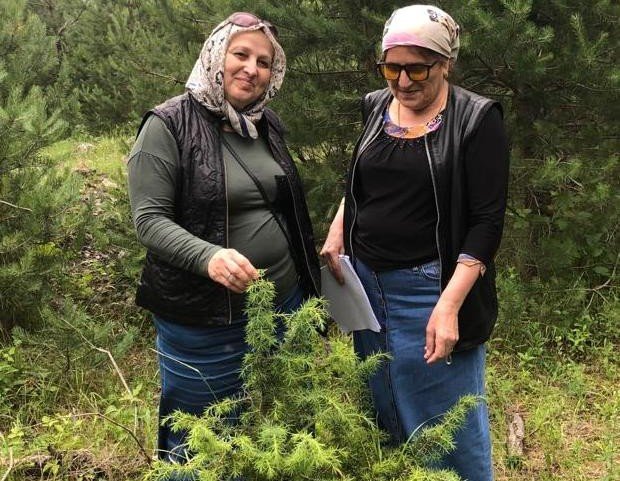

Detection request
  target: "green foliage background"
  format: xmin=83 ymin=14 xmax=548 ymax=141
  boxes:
xmin=0 ymin=0 xmax=618 ymax=479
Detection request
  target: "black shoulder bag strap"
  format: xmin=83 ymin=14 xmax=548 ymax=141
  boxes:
xmin=220 ymin=136 xmax=295 ymax=253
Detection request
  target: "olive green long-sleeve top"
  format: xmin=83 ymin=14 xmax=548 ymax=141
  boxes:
xmin=127 ymin=115 xmax=297 ymax=307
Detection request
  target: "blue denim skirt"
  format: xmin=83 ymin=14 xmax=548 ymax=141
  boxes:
xmin=353 ymin=258 xmax=493 ymax=481
xmin=153 ymin=285 xmax=304 ymax=464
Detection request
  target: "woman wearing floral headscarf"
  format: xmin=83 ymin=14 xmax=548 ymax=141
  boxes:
xmin=127 ymin=12 xmax=319 ymax=462
xmin=321 ymin=4 xmax=509 ymax=479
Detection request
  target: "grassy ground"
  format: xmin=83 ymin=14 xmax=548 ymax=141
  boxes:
xmin=44 ymin=135 xmax=133 ymax=176
xmin=487 ymin=349 xmax=618 ymax=480
xmin=1 ymin=136 xmax=617 ymax=480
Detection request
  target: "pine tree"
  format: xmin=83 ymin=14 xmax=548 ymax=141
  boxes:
xmin=146 ymin=277 xmax=478 ymax=481
xmin=0 ymin=0 xmax=80 ymax=334
xmin=31 ymin=0 xmax=229 ymax=132
xmin=441 ymin=0 xmax=619 ymax=351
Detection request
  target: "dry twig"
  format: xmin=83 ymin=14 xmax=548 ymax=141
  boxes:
xmin=58 ymin=317 xmax=141 ymax=437
xmin=0 ymin=200 xmax=32 ymax=212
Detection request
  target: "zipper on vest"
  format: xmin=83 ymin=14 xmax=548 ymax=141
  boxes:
xmin=424 ymin=134 xmax=443 ymax=293
xmin=223 ymin=150 xmax=233 ymax=324
xmin=285 ymin=175 xmax=320 ymax=296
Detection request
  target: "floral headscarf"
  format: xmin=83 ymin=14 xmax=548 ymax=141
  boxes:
xmin=382 ymin=5 xmax=460 ymax=61
xmin=185 ymin=17 xmax=286 ymax=139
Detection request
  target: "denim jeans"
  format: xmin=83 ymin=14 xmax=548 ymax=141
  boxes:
xmin=353 ymin=258 xmax=493 ymax=481
xmin=153 ymin=285 xmax=304 ymax=468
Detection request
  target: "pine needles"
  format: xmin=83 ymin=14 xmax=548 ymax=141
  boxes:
xmin=147 ymin=277 xmax=476 ymax=481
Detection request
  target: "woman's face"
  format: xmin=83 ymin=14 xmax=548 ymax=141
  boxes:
xmin=384 ymin=45 xmax=449 ymax=113
xmin=224 ymin=31 xmax=274 ymax=110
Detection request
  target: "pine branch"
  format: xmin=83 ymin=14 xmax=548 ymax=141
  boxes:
xmin=56 ymin=4 xmax=87 ymax=37
xmin=288 ymin=68 xmax=367 ymax=76
xmin=54 ymin=4 xmax=88 ymax=59
xmin=129 ymin=60 xmax=184 ymax=85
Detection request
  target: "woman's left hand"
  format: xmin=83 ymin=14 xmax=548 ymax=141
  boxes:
xmin=424 ymin=299 xmax=459 ymax=364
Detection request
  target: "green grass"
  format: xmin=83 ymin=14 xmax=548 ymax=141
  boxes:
xmin=43 ymin=135 xmax=133 ymax=177
xmin=488 ymin=349 xmax=619 ymax=481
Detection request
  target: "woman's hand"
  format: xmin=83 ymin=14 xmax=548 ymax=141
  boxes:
xmin=424 ymin=299 xmax=459 ymax=364
xmin=320 ymin=202 xmax=346 ymax=284
xmin=424 ymin=261 xmax=481 ymax=364
xmin=207 ymin=249 xmax=259 ymax=293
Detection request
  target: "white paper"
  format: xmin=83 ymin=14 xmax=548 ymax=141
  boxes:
xmin=320 ymin=255 xmax=381 ymax=333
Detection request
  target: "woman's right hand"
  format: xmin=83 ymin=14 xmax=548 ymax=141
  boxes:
xmin=320 ymin=202 xmax=346 ymax=284
xmin=207 ymin=249 xmax=259 ymax=293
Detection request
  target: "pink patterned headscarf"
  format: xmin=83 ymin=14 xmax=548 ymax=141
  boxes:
xmin=382 ymin=5 xmax=460 ymax=61
xmin=185 ymin=17 xmax=286 ymax=139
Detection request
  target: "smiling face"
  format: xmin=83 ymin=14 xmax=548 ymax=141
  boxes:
xmin=223 ymin=30 xmax=274 ymax=111
xmin=384 ymin=45 xmax=449 ymax=115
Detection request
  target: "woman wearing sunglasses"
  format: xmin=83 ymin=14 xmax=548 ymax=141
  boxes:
xmin=127 ymin=12 xmax=319 ymax=463
xmin=321 ymin=5 xmax=509 ymax=480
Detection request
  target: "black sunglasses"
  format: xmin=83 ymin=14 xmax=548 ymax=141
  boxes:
xmin=219 ymin=11 xmax=279 ymax=39
xmin=376 ymin=61 xmax=439 ymax=82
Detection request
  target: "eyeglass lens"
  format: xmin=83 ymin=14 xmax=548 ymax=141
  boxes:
xmin=379 ymin=63 xmax=434 ymax=81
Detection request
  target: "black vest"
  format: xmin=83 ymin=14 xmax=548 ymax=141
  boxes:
xmin=344 ymin=86 xmax=504 ymax=351
xmin=135 ymin=93 xmax=320 ymax=325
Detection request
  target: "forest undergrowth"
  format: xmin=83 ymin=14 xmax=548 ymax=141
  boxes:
xmin=2 ymin=1 xmax=618 ymax=479
xmin=0 ymin=136 xmax=617 ymax=480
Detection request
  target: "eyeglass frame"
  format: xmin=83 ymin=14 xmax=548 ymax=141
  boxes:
xmin=376 ymin=61 xmax=440 ymax=82
xmin=212 ymin=12 xmax=279 ymax=39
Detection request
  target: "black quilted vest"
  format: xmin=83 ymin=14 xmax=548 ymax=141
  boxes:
xmin=135 ymin=93 xmax=320 ymax=325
